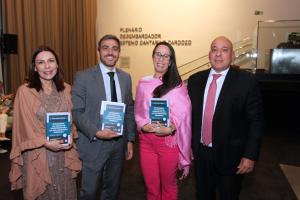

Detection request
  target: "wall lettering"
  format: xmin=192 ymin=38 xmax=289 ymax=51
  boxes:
xmin=119 ymin=27 xmax=192 ymax=46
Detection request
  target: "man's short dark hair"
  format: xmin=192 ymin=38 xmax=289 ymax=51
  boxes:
xmin=97 ymin=34 xmax=121 ymax=51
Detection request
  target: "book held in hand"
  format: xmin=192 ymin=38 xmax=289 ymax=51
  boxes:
xmin=100 ymin=101 xmax=126 ymax=135
xmin=46 ymin=112 xmax=71 ymax=145
xmin=149 ymin=98 xmax=170 ymax=127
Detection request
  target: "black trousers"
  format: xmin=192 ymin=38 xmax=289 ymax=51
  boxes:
xmin=194 ymin=144 xmax=243 ymax=200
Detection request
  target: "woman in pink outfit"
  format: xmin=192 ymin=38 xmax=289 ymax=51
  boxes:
xmin=134 ymin=41 xmax=192 ymax=200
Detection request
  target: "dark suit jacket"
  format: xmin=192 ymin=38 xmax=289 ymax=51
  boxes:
xmin=71 ymin=65 xmax=136 ymax=161
xmin=188 ymin=67 xmax=264 ymax=175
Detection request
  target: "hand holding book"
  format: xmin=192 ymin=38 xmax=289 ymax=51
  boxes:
xmin=141 ymin=123 xmax=157 ymax=133
xmin=154 ymin=122 xmax=176 ymax=136
xmin=142 ymin=122 xmax=176 ymax=136
xmin=44 ymin=140 xmax=72 ymax=151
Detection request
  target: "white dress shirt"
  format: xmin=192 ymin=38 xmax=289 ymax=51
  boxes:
xmin=99 ymin=63 xmax=122 ymax=102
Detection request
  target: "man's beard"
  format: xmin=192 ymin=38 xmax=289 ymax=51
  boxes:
xmin=100 ymin=56 xmax=118 ymax=68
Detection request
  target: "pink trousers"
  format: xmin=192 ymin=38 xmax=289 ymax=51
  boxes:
xmin=139 ymin=133 xmax=179 ymax=200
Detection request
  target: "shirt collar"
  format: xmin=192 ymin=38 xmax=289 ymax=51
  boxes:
xmin=209 ymin=67 xmax=229 ymax=77
xmin=99 ymin=62 xmax=116 ymax=75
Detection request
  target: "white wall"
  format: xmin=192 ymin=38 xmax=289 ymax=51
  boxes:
xmin=97 ymin=0 xmax=300 ymax=93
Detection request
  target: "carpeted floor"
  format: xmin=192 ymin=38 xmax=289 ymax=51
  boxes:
xmin=0 ymin=133 xmax=299 ymax=200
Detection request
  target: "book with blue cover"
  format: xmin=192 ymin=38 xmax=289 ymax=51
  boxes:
xmin=46 ymin=112 xmax=71 ymax=145
xmin=100 ymin=101 xmax=126 ymax=135
xmin=149 ymin=98 xmax=170 ymax=127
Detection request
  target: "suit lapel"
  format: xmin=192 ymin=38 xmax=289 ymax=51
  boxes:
xmin=215 ymin=67 xmax=235 ymax=113
xmin=193 ymin=70 xmax=210 ymax=143
xmin=93 ymin=65 xmax=107 ymax=101
xmin=199 ymin=70 xmax=210 ymax=114
xmin=116 ymin=69 xmax=125 ymax=102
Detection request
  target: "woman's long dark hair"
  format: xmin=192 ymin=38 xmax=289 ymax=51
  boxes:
xmin=27 ymin=46 xmax=65 ymax=92
xmin=152 ymin=41 xmax=182 ymax=98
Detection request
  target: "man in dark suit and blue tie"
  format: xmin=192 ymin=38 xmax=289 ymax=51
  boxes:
xmin=72 ymin=34 xmax=136 ymax=200
xmin=188 ymin=36 xmax=264 ymax=200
